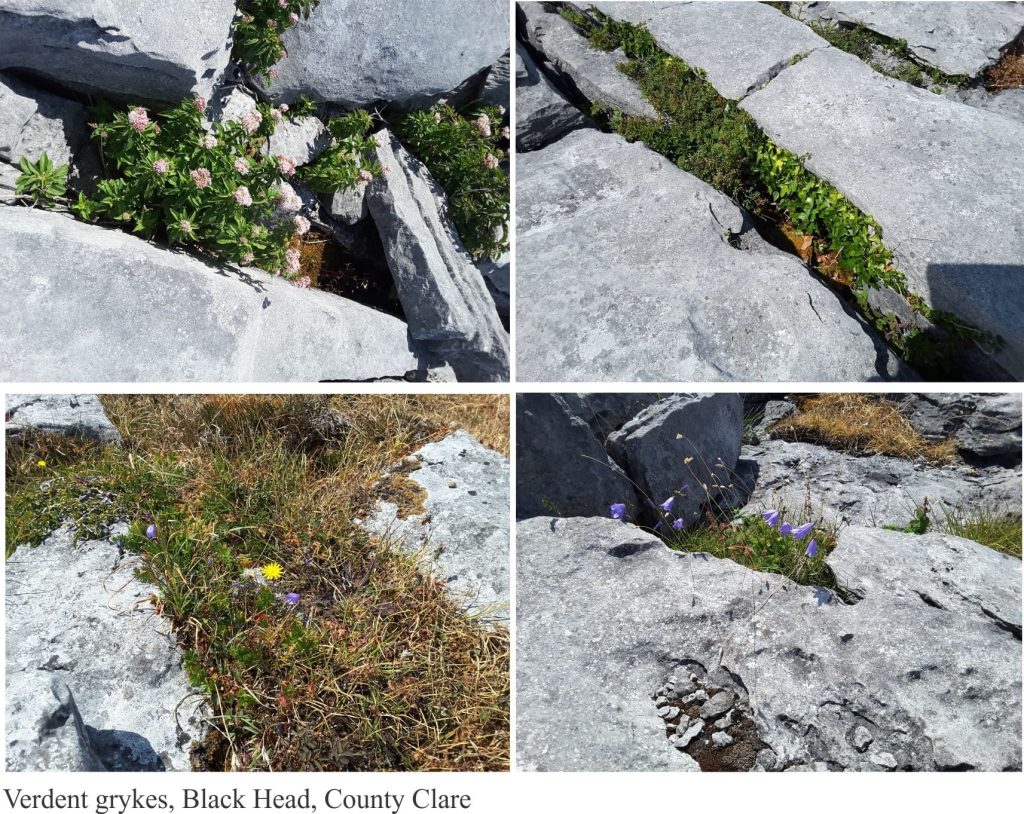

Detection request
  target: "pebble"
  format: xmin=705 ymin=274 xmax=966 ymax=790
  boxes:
xmin=682 ymin=690 xmax=709 ymax=704
xmin=655 ymin=695 xmax=669 ymax=708
xmin=714 ymin=710 xmax=734 ymax=730
xmin=711 ymin=731 xmax=734 ymax=748
xmin=447 ymin=481 xmax=457 ymax=488
xmin=674 ymin=720 xmax=704 ymax=749
xmin=870 ymin=751 xmax=898 ymax=768
xmin=657 ymin=706 xmax=680 ymax=720
xmin=673 ymin=713 xmax=691 ymax=733
xmin=852 ymin=725 xmax=874 ymax=753
xmin=700 ymin=690 xmax=736 ymax=720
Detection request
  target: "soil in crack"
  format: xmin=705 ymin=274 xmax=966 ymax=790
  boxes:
xmin=298 ymin=232 xmax=403 ymax=319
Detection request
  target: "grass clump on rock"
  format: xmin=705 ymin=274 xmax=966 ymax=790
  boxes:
xmin=6 ymin=395 xmax=509 ymax=771
xmin=395 ymin=104 xmax=510 ymax=260
xmin=770 ymin=394 xmax=958 ymax=462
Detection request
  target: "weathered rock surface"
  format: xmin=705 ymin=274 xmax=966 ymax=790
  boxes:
xmin=367 ymin=130 xmax=509 ymax=382
xmin=6 ymin=524 xmax=207 ymax=771
xmin=891 ymin=393 xmax=1023 ymax=462
xmin=606 ymin=395 xmax=744 ymax=527
xmin=364 ymin=431 xmax=509 ymax=623
xmin=517 ymin=395 xmax=633 ymax=520
xmin=516 ymin=516 xmax=1022 ymax=771
xmin=0 ymin=0 xmax=236 ymax=102
xmin=559 ymin=393 xmax=662 ymax=439
xmin=0 ymin=75 xmax=87 ymax=171
xmin=516 ymin=43 xmax=589 ymax=152
xmin=0 ymin=206 xmax=424 ymax=382
xmin=481 ymin=50 xmax=512 ymax=115
xmin=476 ymin=252 xmax=511 ymax=325
xmin=259 ymin=0 xmax=509 ymax=108
xmin=6 ymin=394 xmax=121 ymax=445
xmin=516 ymin=128 xmax=912 ymax=382
xmin=591 ymin=1 xmax=830 ymax=100
xmin=802 ymin=1 xmax=1024 ymax=77
xmin=519 ymin=2 xmax=658 ymax=118
xmin=740 ymin=47 xmax=1024 ymax=378
xmin=942 ymin=85 xmax=1024 ymax=125
xmin=263 ymin=116 xmax=330 ymax=168
xmin=741 ymin=439 xmax=1022 ymax=528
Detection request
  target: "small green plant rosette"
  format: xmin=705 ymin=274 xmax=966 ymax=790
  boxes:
xmin=14 ymin=153 xmax=68 ymax=205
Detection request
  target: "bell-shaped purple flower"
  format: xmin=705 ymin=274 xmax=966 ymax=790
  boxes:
xmin=805 ymin=539 xmax=819 ymax=557
xmin=145 ymin=524 xmax=157 ymax=539
xmin=792 ymin=522 xmax=815 ymax=540
xmin=779 ymin=522 xmax=793 ymax=536
xmin=659 ymin=496 xmax=675 ymax=513
xmin=610 ymin=503 xmax=627 ymax=521
xmin=762 ymin=510 xmax=781 ymax=528
xmin=672 ymin=518 xmax=684 ymax=531
xmin=283 ymin=592 xmax=301 ymax=606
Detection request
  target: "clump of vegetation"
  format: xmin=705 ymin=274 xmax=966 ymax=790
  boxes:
xmin=232 ymin=1 xmax=318 ymax=82
xmin=395 ymin=104 xmax=509 ymax=260
xmin=13 ymin=153 xmax=68 ymax=206
xmin=985 ymin=41 xmax=1024 ymax=91
xmin=16 ymin=98 xmax=377 ymax=284
xmin=6 ymin=395 xmax=509 ymax=771
xmin=300 ymin=108 xmax=381 ymax=192
xmin=938 ymin=506 xmax=1022 ymax=559
xmin=770 ymin=394 xmax=958 ymax=462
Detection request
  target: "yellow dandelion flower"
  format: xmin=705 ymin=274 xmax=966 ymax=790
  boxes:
xmin=261 ymin=562 xmax=283 ymax=581
xmin=37 ymin=460 xmax=46 ymax=468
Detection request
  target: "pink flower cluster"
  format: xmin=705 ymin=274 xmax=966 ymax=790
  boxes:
xmin=473 ymin=114 xmax=492 ymax=138
xmin=482 ymin=153 xmax=499 ymax=170
xmin=357 ymin=169 xmax=374 ymax=186
xmin=234 ymin=157 xmax=250 ymax=175
xmin=240 ymin=110 xmax=263 ymax=135
xmin=293 ymin=215 xmax=310 ymax=236
xmin=128 ymin=107 xmax=149 ymax=132
xmin=284 ymin=247 xmax=301 ymax=276
xmin=295 ymin=275 xmax=311 ymax=288
xmin=193 ymin=96 xmax=208 ymax=112
xmin=152 ymin=158 xmax=170 ymax=175
xmin=241 ymin=251 xmax=255 ymax=265
xmin=277 ymin=154 xmax=297 ymax=176
xmin=202 ymin=134 xmax=217 ymax=149
xmin=233 ymin=186 xmax=253 ymax=206
xmin=275 ymin=182 xmax=302 ymax=214
xmin=190 ymin=167 xmax=212 ymax=188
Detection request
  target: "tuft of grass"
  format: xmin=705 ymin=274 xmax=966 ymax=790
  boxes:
xmin=938 ymin=506 xmax=1022 ymax=559
xmin=771 ymin=394 xmax=958 ymax=462
xmin=6 ymin=395 xmax=509 ymax=771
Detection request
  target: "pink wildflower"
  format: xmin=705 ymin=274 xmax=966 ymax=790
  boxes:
xmin=279 ymin=104 xmax=289 ymax=113
xmin=270 ymin=108 xmax=282 ymax=122
xmin=473 ymin=114 xmax=492 ymax=138
xmin=289 ymin=12 xmax=299 ymax=24
xmin=179 ymin=219 xmax=194 ymax=235
xmin=241 ymin=251 xmax=255 ymax=265
xmin=501 ymin=126 xmax=510 ymax=140
xmin=482 ymin=153 xmax=499 ymax=170
xmin=193 ymin=96 xmax=208 ymax=112
xmin=277 ymin=154 xmax=297 ymax=176
xmin=202 ymin=134 xmax=217 ymax=149
xmin=190 ymin=167 xmax=212 ymax=188
xmin=275 ymin=182 xmax=302 ymax=213
xmin=127 ymin=107 xmax=149 ymax=132
xmin=268 ymin=66 xmax=280 ymax=79
xmin=268 ymin=19 xmax=278 ymax=29
xmin=295 ymin=276 xmax=311 ymax=289
xmin=293 ymin=215 xmax=310 ymax=236
xmin=234 ymin=157 xmax=250 ymax=175
xmin=152 ymin=158 xmax=170 ymax=174
xmin=233 ymin=186 xmax=253 ymax=206
xmin=240 ymin=110 xmax=262 ymax=135
xmin=278 ymin=0 xmax=288 ymax=8
xmin=357 ymin=169 xmax=374 ymax=186
xmin=285 ymin=247 xmax=302 ymax=276
xmin=153 ymin=124 xmax=161 ymax=134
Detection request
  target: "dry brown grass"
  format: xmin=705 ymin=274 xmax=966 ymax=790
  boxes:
xmin=986 ymin=45 xmax=1024 ymax=91
xmin=771 ymin=394 xmax=958 ymax=462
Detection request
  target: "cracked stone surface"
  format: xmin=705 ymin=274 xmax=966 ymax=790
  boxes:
xmin=516 ymin=42 xmax=590 ymax=152
xmin=516 ymin=516 xmax=1022 ymax=771
xmin=740 ymin=47 xmax=1024 ymax=379
xmin=6 ymin=524 xmax=207 ymax=771
xmin=364 ymin=431 xmax=509 ymax=624
xmin=0 ymin=206 xmax=425 ymax=382
xmin=518 ymin=2 xmax=658 ymax=118
xmin=6 ymin=394 xmax=121 ymax=445
xmin=591 ymin=1 xmax=830 ymax=100
xmin=799 ymin=1 xmax=1024 ymax=78
xmin=516 ymin=127 xmax=912 ymax=382
xmin=739 ymin=438 xmax=1022 ymax=529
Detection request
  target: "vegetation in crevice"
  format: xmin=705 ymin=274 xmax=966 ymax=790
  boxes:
xmin=394 ymin=103 xmax=510 ymax=261
xmin=555 ymin=4 xmax=1003 ymax=378
xmin=6 ymin=395 xmax=510 ymax=771
xmin=232 ymin=1 xmax=319 ymax=82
